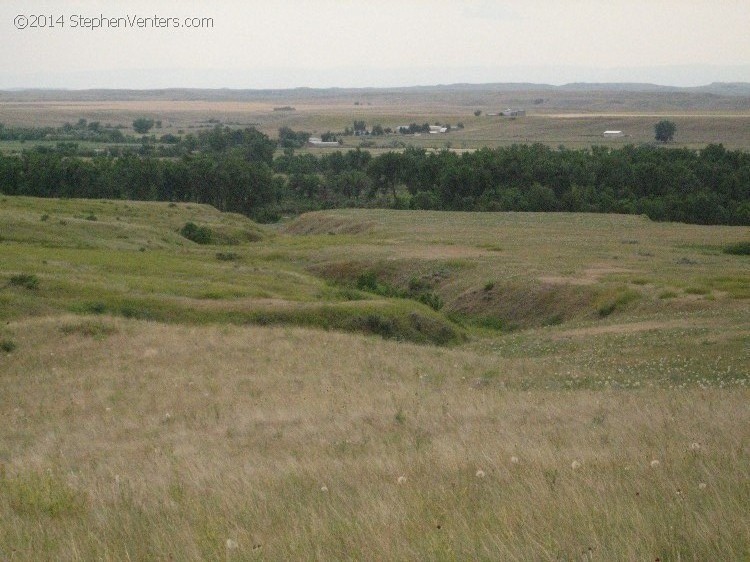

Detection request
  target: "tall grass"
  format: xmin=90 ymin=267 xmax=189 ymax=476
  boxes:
xmin=0 ymin=318 xmax=748 ymax=560
xmin=0 ymin=197 xmax=748 ymax=559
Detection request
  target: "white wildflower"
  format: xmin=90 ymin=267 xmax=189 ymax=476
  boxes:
xmin=650 ymin=459 xmax=660 ymax=468
xmin=510 ymin=456 xmax=519 ymax=464
xmin=226 ymin=539 xmax=238 ymax=550
xmin=690 ymin=442 xmax=701 ymax=451
xmin=320 ymin=485 xmax=328 ymax=492
xmin=571 ymin=460 xmax=581 ymax=470
xmin=475 ymin=469 xmax=486 ymax=478
xmin=397 ymin=475 xmax=407 ymax=485
xmin=698 ymin=482 xmax=707 ymax=490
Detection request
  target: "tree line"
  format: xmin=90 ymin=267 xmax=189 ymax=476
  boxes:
xmin=0 ymin=125 xmax=748 ymax=225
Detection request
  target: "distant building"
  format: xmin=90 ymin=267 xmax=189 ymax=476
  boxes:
xmin=429 ymin=125 xmax=449 ymax=134
xmin=602 ymin=130 xmax=624 ymax=138
xmin=308 ymin=137 xmax=340 ymax=147
xmin=500 ymin=109 xmax=526 ymax=117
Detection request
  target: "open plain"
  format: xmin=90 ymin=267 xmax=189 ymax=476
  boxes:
xmin=1 ymin=84 xmax=749 ymax=560
xmin=2 ymin=84 xmax=750 ymax=152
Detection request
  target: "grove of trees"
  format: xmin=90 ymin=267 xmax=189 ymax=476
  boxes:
xmin=1 ymin=124 xmax=748 ymax=225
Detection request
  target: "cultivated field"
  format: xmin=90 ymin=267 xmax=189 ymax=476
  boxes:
xmin=2 ymin=85 xmax=750 ymax=152
xmin=1 ymin=196 xmax=748 ymax=560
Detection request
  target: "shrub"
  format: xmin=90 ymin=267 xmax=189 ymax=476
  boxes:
xmin=597 ymin=302 xmax=617 ymax=318
xmin=408 ymin=277 xmax=431 ymax=293
xmin=1 ymin=339 xmax=16 ymax=352
xmin=179 ymin=222 xmax=213 ymax=244
xmin=79 ymin=301 xmax=107 ymax=314
xmin=355 ymin=314 xmax=397 ymax=339
xmin=356 ymin=271 xmax=378 ymax=292
xmin=216 ymin=252 xmax=241 ymax=262
xmin=723 ymin=241 xmax=750 ymax=256
xmin=416 ymin=291 xmax=443 ymax=311
xmin=9 ymin=273 xmax=39 ymax=290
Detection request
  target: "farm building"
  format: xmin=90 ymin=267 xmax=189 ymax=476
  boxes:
xmin=500 ymin=109 xmax=526 ymax=117
xmin=429 ymin=125 xmax=449 ymax=134
xmin=308 ymin=137 xmax=340 ymax=147
xmin=602 ymin=130 xmax=624 ymax=138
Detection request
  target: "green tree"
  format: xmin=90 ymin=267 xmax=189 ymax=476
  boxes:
xmin=278 ymin=127 xmax=310 ymax=149
xmin=367 ymin=152 xmax=402 ymax=199
xmin=132 ymin=118 xmax=155 ymax=135
xmin=654 ymin=120 xmax=676 ymax=143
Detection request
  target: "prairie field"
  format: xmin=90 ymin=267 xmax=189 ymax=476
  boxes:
xmin=1 ymin=195 xmax=749 ymax=560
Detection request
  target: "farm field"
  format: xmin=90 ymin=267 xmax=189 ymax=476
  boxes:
xmin=1 ymin=196 xmax=748 ymax=559
xmin=2 ymin=85 xmax=750 ymax=152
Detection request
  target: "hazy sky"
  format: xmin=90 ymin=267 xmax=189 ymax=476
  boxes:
xmin=1 ymin=0 xmax=749 ymax=89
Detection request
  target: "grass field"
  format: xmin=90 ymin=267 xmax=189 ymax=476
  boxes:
xmin=1 ymin=195 xmax=748 ymax=559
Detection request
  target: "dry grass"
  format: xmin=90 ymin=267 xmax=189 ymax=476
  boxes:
xmin=1 ymin=317 xmax=748 ymax=560
xmin=1 ymin=198 xmax=748 ymax=559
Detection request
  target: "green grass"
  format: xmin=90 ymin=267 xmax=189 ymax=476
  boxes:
xmin=0 ymin=195 xmax=748 ymax=559
xmin=723 ymin=241 xmax=750 ymax=255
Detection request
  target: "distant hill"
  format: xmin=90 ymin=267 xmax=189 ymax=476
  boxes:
xmin=692 ymin=82 xmax=750 ymax=96
xmin=558 ymin=82 xmax=750 ymax=96
xmin=1 ymin=82 xmax=748 ymax=113
xmin=2 ymin=82 xmax=749 ymax=101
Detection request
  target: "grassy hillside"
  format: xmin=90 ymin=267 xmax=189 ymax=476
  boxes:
xmin=1 ymin=196 xmax=748 ymax=560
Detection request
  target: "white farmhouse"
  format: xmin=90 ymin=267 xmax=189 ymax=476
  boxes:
xmin=308 ymin=137 xmax=340 ymax=147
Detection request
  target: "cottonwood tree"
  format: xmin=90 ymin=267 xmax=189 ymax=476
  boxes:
xmin=654 ymin=120 xmax=677 ymax=143
xmin=132 ymin=118 xmax=155 ymax=134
